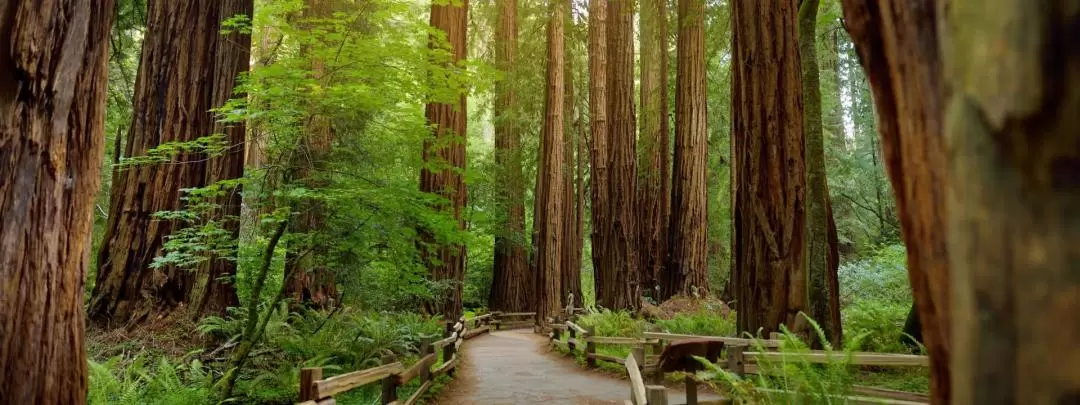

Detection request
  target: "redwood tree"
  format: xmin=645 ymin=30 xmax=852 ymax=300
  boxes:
xmin=0 ymin=1 xmax=114 ymax=401
xmin=587 ymin=0 xmax=611 ymax=308
xmin=638 ymin=0 xmax=671 ymax=297
xmin=489 ymin=0 xmax=531 ymax=312
xmin=90 ymin=0 xmax=251 ymax=324
xmin=421 ymin=0 xmax=469 ymax=320
xmin=535 ymin=0 xmax=567 ymax=324
xmin=599 ymin=0 xmax=640 ymax=311
xmin=562 ymin=43 xmax=584 ymax=308
xmin=944 ymin=2 xmax=1080 ymax=403
xmin=841 ymin=1 xmax=950 ymax=403
xmin=731 ymin=0 xmax=807 ymax=336
xmin=665 ymin=0 xmax=710 ymax=301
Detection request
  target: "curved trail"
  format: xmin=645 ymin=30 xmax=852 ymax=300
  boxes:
xmin=433 ymin=328 xmax=715 ymax=405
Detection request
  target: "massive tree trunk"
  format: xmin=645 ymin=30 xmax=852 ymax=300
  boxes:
xmin=0 ymin=0 xmax=114 ymax=401
xmin=798 ymin=0 xmax=841 ymax=348
xmin=840 ymin=2 xmax=949 ymax=403
xmin=638 ymin=0 xmax=671 ymax=299
xmin=195 ymin=0 xmax=254 ymax=317
xmin=731 ymin=0 xmax=807 ymax=336
xmin=587 ymin=0 xmax=610 ymax=309
xmin=599 ymin=0 xmax=640 ymax=311
xmin=562 ymin=42 xmax=583 ymax=308
xmin=489 ymin=0 xmax=531 ymax=313
xmin=535 ymin=0 xmax=566 ymax=324
xmin=944 ymin=3 xmax=1080 ymax=403
xmin=89 ymin=0 xmax=239 ymax=325
xmin=665 ymin=0 xmax=709 ymax=301
xmin=421 ymin=0 xmax=469 ymax=321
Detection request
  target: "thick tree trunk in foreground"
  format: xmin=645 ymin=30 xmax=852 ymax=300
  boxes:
xmin=587 ymin=0 xmax=610 ymax=309
xmin=731 ymin=0 xmax=807 ymax=336
xmin=90 ymin=0 xmax=234 ymax=324
xmin=798 ymin=0 xmax=841 ymax=348
xmin=196 ymin=0 xmax=254 ymax=317
xmin=535 ymin=0 xmax=566 ymax=324
xmin=421 ymin=0 xmax=469 ymax=321
xmin=489 ymin=0 xmax=531 ymax=312
xmin=599 ymin=0 xmax=640 ymax=311
xmin=0 ymin=1 xmax=114 ymax=401
xmin=562 ymin=44 xmax=583 ymax=308
xmin=665 ymin=0 xmax=710 ymax=301
xmin=841 ymin=2 xmax=950 ymax=403
xmin=944 ymin=3 xmax=1080 ymax=404
xmin=638 ymin=0 xmax=671 ymax=298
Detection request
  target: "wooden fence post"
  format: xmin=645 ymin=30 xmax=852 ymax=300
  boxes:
xmin=585 ymin=327 xmax=597 ymax=368
xmin=727 ymin=345 xmax=745 ymax=377
xmin=380 ymin=355 xmax=398 ymax=404
xmin=443 ymin=322 xmax=455 ymax=365
xmin=568 ymin=327 xmax=577 ymax=353
xmin=420 ymin=337 xmax=434 ymax=383
xmin=299 ymin=367 xmax=322 ymax=401
xmin=632 ymin=345 xmax=645 ymax=372
xmin=493 ymin=312 xmax=501 ymax=330
xmin=684 ymin=375 xmax=698 ymax=405
xmin=646 ymin=385 xmax=669 ymax=405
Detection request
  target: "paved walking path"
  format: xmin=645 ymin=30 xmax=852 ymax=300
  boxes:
xmin=433 ymin=328 xmax=719 ymax=405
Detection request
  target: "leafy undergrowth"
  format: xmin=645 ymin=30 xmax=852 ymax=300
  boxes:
xmin=88 ymin=307 xmax=446 ymax=404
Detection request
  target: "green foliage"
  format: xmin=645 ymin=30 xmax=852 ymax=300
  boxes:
xmin=655 ymin=310 xmax=737 ymax=337
xmin=575 ymin=310 xmax=646 ymax=338
xmin=838 ymin=244 xmax=913 ymax=353
xmin=89 ymin=355 xmax=212 ymax=405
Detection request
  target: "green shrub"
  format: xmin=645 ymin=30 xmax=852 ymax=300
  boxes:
xmin=655 ymin=310 xmax=737 ymax=337
xmin=88 ymin=355 xmax=212 ymax=405
xmin=575 ymin=309 xmax=645 ymax=337
xmin=838 ymin=244 xmax=915 ymax=353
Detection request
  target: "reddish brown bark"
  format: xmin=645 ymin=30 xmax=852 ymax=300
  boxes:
xmin=489 ymin=0 xmax=531 ymax=312
xmin=90 ymin=0 xmax=243 ymax=324
xmin=638 ymin=0 xmax=671 ymax=298
xmin=598 ymin=0 xmax=640 ymax=311
xmin=841 ymin=1 xmax=949 ymax=403
xmin=587 ymin=0 xmax=610 ymax=309
xmin=421 ymin=0 xmax=469 ymax=321
xmin=535 ymin=0 xmax=567 ymax=324
xmin=665 ymin=0 xmax=710 ymax=301
xmin=731 ymin=0 xmax=807 ymax=336
xmin=0 ymin=1 xmax=114 ymax=401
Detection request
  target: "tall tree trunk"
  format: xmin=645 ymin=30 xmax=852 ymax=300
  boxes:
xmin=798 ymin=0 xmax=841 ymax=348
xmin=489 ymin=0 xmax=531 ymax=312
xmin=421 ymin=0 xmax=469 ymax=321
xmin=89 ymin=0 xmax=237 ymax=325
xmin=0 ymin=0 xmax=114 ymax=401
xmin=666 ymin=0 xmax=709 ymax=301
xmin=840 ymin=2 xmax=949 ymax=404
xmin=562 ymin=40 xmax=583 ymax=308
xmin=600 ymin=0 xmax=640 ymax=311
xmin=535 ymin=0 xmax=566 ymax=324
xmin=195 ymin=0 xmax=254 ymax=317
xmin=638 ymin=0 xmax=671 ymax=300
xmin=587 ymin=0 xmax=610 ymax=310
xmin=731 ymin=0 xmax=807 ymax=337
xmin=944 ymin=3 xmax=1080 ymax=403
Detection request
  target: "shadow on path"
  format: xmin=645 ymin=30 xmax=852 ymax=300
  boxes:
xmin=433 ymin=328 xmax=719 ymax=405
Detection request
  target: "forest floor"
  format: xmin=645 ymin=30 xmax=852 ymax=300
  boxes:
xmin=433 ymin=328 xmax=723 ymax=405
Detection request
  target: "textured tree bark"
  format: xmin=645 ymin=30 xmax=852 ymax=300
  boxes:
xmin=587 ymin=0 xmax=611 ymax=310
xmin=0 ymin=1 xmax=114 ymax=401
xmin=665 ymin=0 xmax=710 ymax=301
xmin=731 ymin=0 xmax=807 ymax=337
xmin=638 ymin=0 xmax=671 ymax=299
xmin=599 ymin=0 xmax=640 ymax=311
xmin=90 ymin=0 xmax=238 ymax=325
xmin=562 ymin=41 xmax=584 ymax=308
xmin=535 ymin=0 xmax=566 ymax=324
xmin=421 ymin=0 xmax=469 ymax=321
xmin=195 ymin=0 xmax=254 ymax=317
xmin=944 ymin=2 xmax=1080 ymax=404
xmin=840 ymin=1 xmax=950 ymax=403
xmin=489 ymin=0 xmax=531 ymax=313
xmin=798 ymin=0 xmax=841 ymax=348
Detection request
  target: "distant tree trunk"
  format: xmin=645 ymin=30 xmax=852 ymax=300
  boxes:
xmin=489 ymin=0 xmax=531 ymax=313
xmin=638 ymin=0 xmax=671 ymax=300
xmin=421 ymin=0 xmax=469 ymax=321
xmin=798 ymin=0 xmax=841 ymax=348
xmin=841 ymin=2 xmax=949 ymax=404
xmin=731 ymin=0 xmax=807 ymax=336
xmin=0 ymin=1 xmax=114 ymax=401
xmin=599 ymin=0 xmax=640 ymax=311
xmin=562 ymin=40 xmax=583 ymax=308
xmin=587 ymin=0 xmax=611 ymax=310
xmin=665 ymin=0 xmax=709 ymax=301
xmin=535 ymin=0 xmax=566 ymax=324
xmin=943 ymin=3 xmax=1080 ymax=404
xmin=89 ymin=0 xmax=237 ymax=325
xmin=195 ymin=0 xmax=254 ymax=317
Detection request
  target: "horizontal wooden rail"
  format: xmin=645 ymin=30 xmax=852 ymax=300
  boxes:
xmin=587 ymin=352 xmax=626 ymax=365
xmin=463 ymin=325 xmax=490 ymax=339
xmin=643 ymin=331 xmax=783 ymax=349
xmin=496 ymin=311 xmax=537 ymax=317
xmin=312 ymin=362 xmax=403 ymax=399
xmin=756 ymin=388 xmax=927 ymax=405
xmin=565 ymin=320 xmax=588 ymax=335
xmin=396 ymin=352 xmax=437 ymax=385
xmin=585 ymin=336 xmax=646 ymax=345
xmin=744 ymin=351 xmax=929 ymax=367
